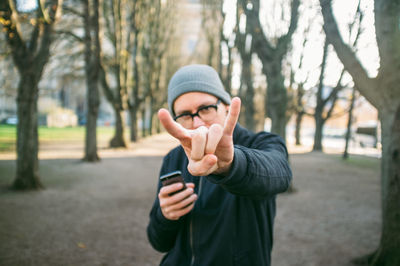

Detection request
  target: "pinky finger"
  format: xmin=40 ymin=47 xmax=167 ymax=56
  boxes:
xmin=173 ymin=201 xmax=196 ymax=218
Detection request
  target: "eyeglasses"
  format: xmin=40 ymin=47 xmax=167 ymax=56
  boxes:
xmin=174 ymin=100 xmax=221 ymax=127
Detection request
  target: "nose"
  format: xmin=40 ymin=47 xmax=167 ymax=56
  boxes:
xmin=192 ymin=115 xmax=205 ymax=129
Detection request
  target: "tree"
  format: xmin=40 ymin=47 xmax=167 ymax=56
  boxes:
xmin=201 ymin=0 xmax=223 ymax=70
xmin=236 ymin=0 xmax=256 ymax=131
xmin=289 ymin=18 xmax=312 ymax=146
xmin=82 ymin=0 xmax=101 ymax=162
xmin=245 ymin=0 xmax=300 ymax=139
xmin=320 ymin=0 xmax=400 ymax=264
xmin=314 ymin=3 xmax=363 ymax=151
xmin=140 ymin=0 xmax=175 ymax=137
xmin=126 ymin=0 xmax=143 ymax=142
xmin=1 ymin=0 xmax=62 ymax=189
xmin=312 ymin=38 xmax=346 ymax=151
xmin=100 ymin=0 xmax=130 ymax=148
xmin=343 ymin=86 xmax=357 ymax=159
xmin=217 ymin=3 xmax=234 ymax=94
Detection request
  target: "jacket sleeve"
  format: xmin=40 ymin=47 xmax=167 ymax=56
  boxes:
xmin=146 ymin=156 xmax=183 ymax=252
xmin=207 ymin=132 xmax=292 ymax=199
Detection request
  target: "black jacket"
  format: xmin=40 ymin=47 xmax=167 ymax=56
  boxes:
xmin=147 ymin=124 xmax=292 ymax=266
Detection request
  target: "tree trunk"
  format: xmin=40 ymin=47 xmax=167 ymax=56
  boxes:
xmin=354 ymin=107 xmax=400 ymax=266
xmin=110 ymin=109 xmax=127 ymax=147
xmin=241 ymin=53 xmax=255 ymax=132
xmin=129 ymin=28 xmax=140 ymax=142
xmin=83 ymin=0 xmax=101 ymax=162
xmin=343 ymin=87 xmax=356 ymax=159
xmin=84 ymin=95 xmax=99 ymax=161
xmin=295 ymin=111 xmax=304 ymax=146
xmin=141 ymin=106 xmax=147 ymax=138
xmin=375 ymin=107 xmax=400 ymax=265
xmin=313 ymin=38 xmax=328 ymax=151
xmin=13 ymin=75 xmax=43 ymax=189
xmin=207 ymin=35 xmax=215 ymax=68
xmin=264 ymin=64 xmax=287 ymax=139
xmin=313 ymin=115 xmax=324 ymax=151
xmin=294 ymin=82 xmax=305 ymax=146
xmin=129 ymin=106 xmax=138 ymax=142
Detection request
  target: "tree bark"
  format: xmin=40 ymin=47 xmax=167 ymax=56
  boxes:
xmin=141 ymin=106 xmax=147 ymax=138
xmin=128 ymin=105 xmax=139 ymax=142
xmin=375 ymin=106 xmax=400 ymax=265
xmin=295 ymin=112 xmax=303 ymax=145
xmin=110 ymin=110 xmax=126 ymax=147
xmin=236 ymin=0 xmax=255 ymax=131
xmin=313 ymin=115 xmax=324 ymax=151
xmin=295 ymin=84 xmax=305 ymax=146
xmin=242 ymin=59 xmax=256 ymax=132
xmin=343 ymin=87 xmax=356 ymax=159
xmin=14 ymin=74 xmax=42 ymax=189
xmin=263 ymin=62 xmax=288 ymax=138
xmin=83 ymin=0 xmax=101 ymax=162
xmin=129 ymin=16 xmax=141 ymax=142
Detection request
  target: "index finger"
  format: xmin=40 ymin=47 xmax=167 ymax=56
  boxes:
xmin=158 ymin=108 xmax=191 ymax=142
xmin=223 ymin=97 xmax=241 ymax=136
xmin=159 ymin=182 xmax=184 ymax=198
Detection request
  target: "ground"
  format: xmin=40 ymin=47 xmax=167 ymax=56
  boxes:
xmin=0 ymin=134 xmax=381 ymax=266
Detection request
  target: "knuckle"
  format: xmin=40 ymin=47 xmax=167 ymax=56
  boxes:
xmin=192 ymin=133 xmax=205 ymax=142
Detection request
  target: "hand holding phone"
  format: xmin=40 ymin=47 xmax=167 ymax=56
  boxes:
xmin=158 ymin=170 xmax=197 ymax=220
xmin=160 ymin=170 xmax=187 ymax=196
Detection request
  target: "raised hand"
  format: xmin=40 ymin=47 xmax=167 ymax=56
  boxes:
xmin=158 ymin=97 xmax=241 ymax=177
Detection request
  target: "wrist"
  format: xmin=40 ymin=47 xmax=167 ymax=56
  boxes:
xmin=213 ymin=161 xmax=232 ymax=176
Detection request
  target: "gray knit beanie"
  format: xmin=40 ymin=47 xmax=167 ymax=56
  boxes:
xmin=167 ymin=64 xmax=231 ymax=115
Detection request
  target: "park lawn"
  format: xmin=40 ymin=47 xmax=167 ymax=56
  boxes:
xmin=0 ymin=125 xmax=120 ymax=152
xmin=332 ymin=153 xmax=380 ymax=170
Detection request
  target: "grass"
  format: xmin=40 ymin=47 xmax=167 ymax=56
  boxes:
xmin=0 ymin=125 xmax=122 ymax=152
xmin=336 ymin=154 xmax=380 ymax=170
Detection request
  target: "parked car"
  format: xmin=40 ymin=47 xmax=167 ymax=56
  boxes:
xmin=1 ymin=116 xmax=18 ymax=125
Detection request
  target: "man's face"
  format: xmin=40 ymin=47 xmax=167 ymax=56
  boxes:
xmin=173 ymin=92 xmax=229 ymax=130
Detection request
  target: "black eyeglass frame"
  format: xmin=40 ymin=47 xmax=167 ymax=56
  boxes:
xmin=173 ymin=99 xmax=221 ymax=122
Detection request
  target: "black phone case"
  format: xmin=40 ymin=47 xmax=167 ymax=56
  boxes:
xmin=160 ymin=172 xmax=186 ymax=195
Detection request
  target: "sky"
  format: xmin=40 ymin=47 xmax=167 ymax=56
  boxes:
xmin=19 ymin=0 xmax=380 ymax=90
xmin=18 ymin=0 xmax=37 ymax=12
xmin=222 ymin=0 xmax=379 ymax=91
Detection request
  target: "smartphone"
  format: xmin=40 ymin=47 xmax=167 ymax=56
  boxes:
xmin=160 ymin=170 xmax=187 ymax=195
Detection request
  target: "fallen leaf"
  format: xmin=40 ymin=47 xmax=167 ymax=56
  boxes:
xmin=77 ymin=242 xmax=86 ymax=249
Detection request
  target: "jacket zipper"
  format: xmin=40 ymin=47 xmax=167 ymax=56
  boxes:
xmin=190 ymin=177 xmax=203 ymax=266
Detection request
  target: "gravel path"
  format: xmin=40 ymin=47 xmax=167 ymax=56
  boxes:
xmin=0 ymin=134 xmax=381 ymax=266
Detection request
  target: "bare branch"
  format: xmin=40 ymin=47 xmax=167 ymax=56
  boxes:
xmin=63 ymin=5 xmax=84 ymax=17
xmin=319 ymin=0 xmax=379 ymax=107
xmin=1 ymin=0 xmax=28 ymax=71
xmin=277 ymin=0 xmax=300 ymax=56
xmin=55 ymin=30 xmax=84 ymax=42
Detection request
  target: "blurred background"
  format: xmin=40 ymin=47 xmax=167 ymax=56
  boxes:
xmin=1 ymin=0 xmax=398 ymax=265
xmin=0 ymin=0 xmax=381 ymax=159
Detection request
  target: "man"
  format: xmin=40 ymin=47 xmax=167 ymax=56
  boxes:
xmin=147 ymin=64 xmax=292 ymax=266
